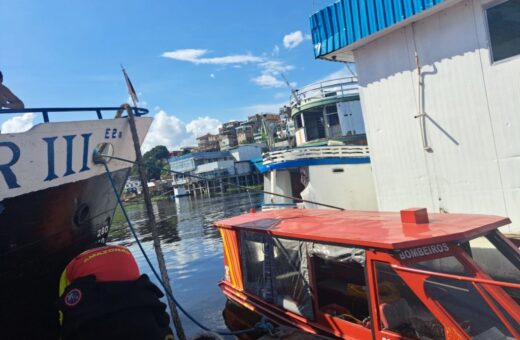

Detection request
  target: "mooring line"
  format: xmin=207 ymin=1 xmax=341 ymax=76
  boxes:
xmin=100 ymin=160 xmax=273 ymax=336
xmin=103 ymin=154 xmax=345 ymax=211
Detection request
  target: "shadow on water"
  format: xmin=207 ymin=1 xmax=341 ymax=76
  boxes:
xmin=108 ymin=191 xmax=263 ymax=338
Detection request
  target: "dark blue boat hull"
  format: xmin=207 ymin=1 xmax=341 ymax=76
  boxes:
xmin=0 ymin=168 xmax=129 ymax=339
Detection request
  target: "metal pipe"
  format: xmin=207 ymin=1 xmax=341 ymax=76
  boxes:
xmin=411 ymin=25 xmax=431 ymax=152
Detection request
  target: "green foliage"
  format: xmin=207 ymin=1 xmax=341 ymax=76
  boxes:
xmin=139 ymin=145 xmax=170 ymax=180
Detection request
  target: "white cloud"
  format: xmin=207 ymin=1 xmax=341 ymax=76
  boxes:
xmin=161 ymin=49 xmax=262 ymax=65
xmin=283 ymin=31 xmax=311 ymax=49
xmin=1 ymin=112 xmax=35 ymax=133
xmin=252 ymin=61 xmax=295 ymax=88
xmin=260 ymin=60 xmax=294 ymax=75
xmin=162 ymin=48 xmax=295 ymax=89
xmin=252 ymin=74 xmax=284 ymax=88
xmin=271 ymin=45 xmax=280 ymax=56
xmin=186 ymin=116 xmax=221 ymax=137
xmin=141 ymin=111 xmax=221 ymax=152
xmin=317 ymin=68 xmax=352 ymax=82
xmin=241 ymin=101 xmax=288 ymax=115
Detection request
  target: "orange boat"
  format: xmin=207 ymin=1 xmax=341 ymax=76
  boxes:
xmin=214 ymin=208 xmax=520 ymax=339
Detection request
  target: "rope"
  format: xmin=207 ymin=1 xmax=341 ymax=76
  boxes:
xmin=102 ymin=154 xmax=344 ymax=211
xmin=99 ymin=159 xmax=273 ymax=336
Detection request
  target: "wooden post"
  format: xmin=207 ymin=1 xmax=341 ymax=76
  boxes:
xmin=125 ymin=105 xmax=186 ymax=340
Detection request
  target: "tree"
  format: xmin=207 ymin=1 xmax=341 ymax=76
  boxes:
xmin=132 ymin=145 xmax=170 ymax=180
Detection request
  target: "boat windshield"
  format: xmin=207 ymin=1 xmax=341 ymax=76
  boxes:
xmin=403 ymin=232 xmax=520 ymax=339
xmin=463 ymin=230 xmax=520 ymax=285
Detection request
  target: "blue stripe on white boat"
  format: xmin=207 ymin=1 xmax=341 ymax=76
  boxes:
xmin=260 ymin=156 xmax=370 ymax=173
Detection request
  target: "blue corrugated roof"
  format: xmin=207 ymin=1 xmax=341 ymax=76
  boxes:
xmin=310 ymin=0 xmax=445 ymax=58
xmin=168 ymin=151 xmax=231 ymax=162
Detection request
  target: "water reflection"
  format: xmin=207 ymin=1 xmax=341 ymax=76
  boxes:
xmin=108 ymin=192 xmax=263 ymax=338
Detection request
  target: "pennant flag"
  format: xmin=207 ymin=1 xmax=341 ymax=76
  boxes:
xmin=121 ymin=65 xmax=139 ymax=105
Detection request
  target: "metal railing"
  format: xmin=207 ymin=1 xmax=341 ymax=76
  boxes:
xmin=263 ymin=144 xmax=370 ymax=166
xmin=290 ymin=77 xmax=359 ymax=108
xmin=0 ymin=106 xmax=149 ymax=123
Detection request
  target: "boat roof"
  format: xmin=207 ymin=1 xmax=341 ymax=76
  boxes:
xmin=214 ymin=208 xmax=510 ymax=250
xmin=310 ymin=0 xmax=459 ymax=62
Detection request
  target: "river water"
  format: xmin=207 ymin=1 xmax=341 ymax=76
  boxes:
xmin=108 ymin=191 xmax=264 ymax=338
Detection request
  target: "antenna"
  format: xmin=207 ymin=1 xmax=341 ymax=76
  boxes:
xmin=281 ymin=73 xmax=301 ymax=106
xmin=345 ymin=62 xmax=358 ymax=79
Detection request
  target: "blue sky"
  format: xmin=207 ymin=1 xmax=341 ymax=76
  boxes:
xmin=0 ymin=0 xmax=349 ymax=150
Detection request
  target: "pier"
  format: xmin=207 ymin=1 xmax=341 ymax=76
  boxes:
xmin=185 ymin=172 xmax=262 ymax=198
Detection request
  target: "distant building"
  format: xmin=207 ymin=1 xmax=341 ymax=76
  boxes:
xmin=253 ymin=132 xmax=263 ymax=144
xmin=219 ymin=121 xmax=240 ymax=150
xmin=169 ymin=150 xmax=184 ymax=158
xmin=219 ymin=134 xmax=237 ymax=150
xmin=247 ymin=113 xmax=280 ymax=133
xmin=229 ymin=144 xmax=264 ymax=162
xmin=196 ymin=133 xmax=220 ymax=152
xmin=124 ymin=176 xmax=142 ymax=195
xmin=236 ymin=124 xmax=254 ymax=145
xmin=169 ymin=149 xmax=263 ymax=196
xmin=219 ymin=121 xmax=240 ymax=135
xmin=181 ymin=146 xmax=197 ymax=154
xmin=170 ymin=151 xmax=232 ymax=173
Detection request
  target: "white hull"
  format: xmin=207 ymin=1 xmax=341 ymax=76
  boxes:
xmin=353 ymin=0 xmax=520 ymax=235
xmin=261 ymin=146 xmax=377 ymax=211
xmin=0 ymin=117 xmax=152 ymax=200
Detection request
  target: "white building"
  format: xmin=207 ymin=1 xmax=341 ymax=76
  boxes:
xmin=311 ymin=0 xmax=520 ymax=235
xmin=229 ymin=144 xmax=264 ymax=162
xmin=124 ymin=177 xmax=142 ymax=194
xmin=195 ymin=159 xmax=236 ymax=177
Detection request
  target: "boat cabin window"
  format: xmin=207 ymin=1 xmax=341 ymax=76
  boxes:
xmin=374 ymin=262 xmax=445 ymax=339
xmin=422 ymin=270 xmax=516 ymax=339
xmin=271 ymin=238 xmax=313 ymax=319
xmin=294 ymin=113 xmax=303 ymax=129
xmin=462 ymin=231 xmax=520 ymax=306
xmin=485 ymin=0 xmax=520 ymax=63
xmin=240 ymin=232 xmax=271 ymax=301
xmin=465 ymin=231 xmax=520 ymax=284
xmin=408 ymin=255 xmax=470 ymax=276
xmin=239 ymin=232 xmax=314 ymax=319
xmin=312 ymin=245 xmax=370 ymax=324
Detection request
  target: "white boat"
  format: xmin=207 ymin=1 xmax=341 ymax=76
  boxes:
xmin=310 ymin=0 xmax=520 ymax=238
xmin=259 ymin=77 xmax=378 ymax=210
xmin=173 ymin=186 xmax=190 ymax=197
xmin=0 ymin=106 xmax=152 ymax=338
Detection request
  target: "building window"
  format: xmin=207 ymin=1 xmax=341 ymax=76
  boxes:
xmin=486 ymin=0 xmax=520 ymax=62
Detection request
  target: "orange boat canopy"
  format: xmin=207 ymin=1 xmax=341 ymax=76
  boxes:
xmin=215 ymin=208 xmax=511 ymax=250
